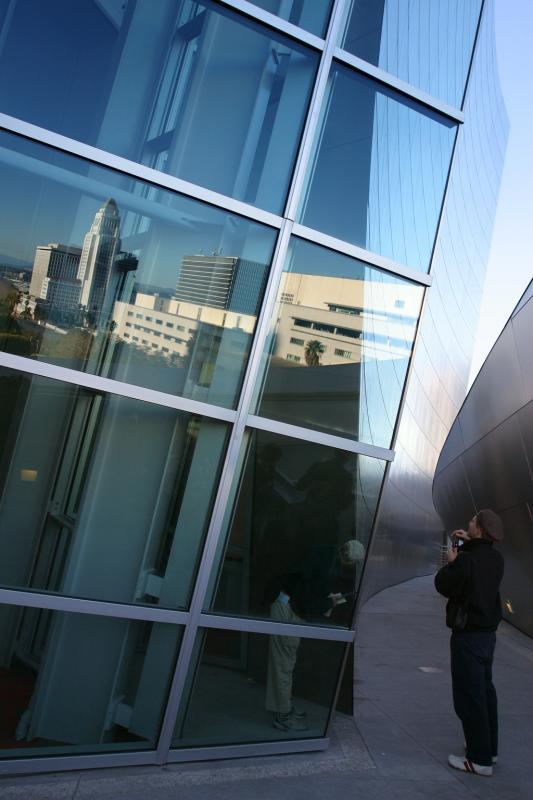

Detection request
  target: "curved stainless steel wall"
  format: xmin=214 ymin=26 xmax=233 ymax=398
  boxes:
xmin=433 ymin=280 xmax=533 ymax=638
xmin=358 ymin=0 xmax=509 ymax=605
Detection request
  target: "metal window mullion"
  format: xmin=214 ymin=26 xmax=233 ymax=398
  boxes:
xmin=283 ymin=0 xmax=350 ymax=221
xmin=0 ymin=750 xmax=157 ymax=776
xmin=215 ymin=0 xmax=325 ymax=50
xmin=0 ymin=352 xmax=236 ymax=424
xmin=0 ymin=112 xmax=283 ymax=230
xmin=291 ymin=224 xmax=433 ymax=286
xmin=166 ymin=738 xmax=329 ymax=762
xmin=332 ymin=48 xmax=464 ymax=124
xmin=246 ymin=414 xmax=395 ymax=461
xmin=0 ymin=587 xmax=190 ymax=626
xmin=357 ymin=0 xmax=482 ymax=619
xmin=198 ymin=612 xmax=354 ymax=642
xmin=359 ymin=0 xmax=482 ymax=465
xmin=377 ymin=0 xmax=482 ymax=461
xmin=154 ymin=218 xmax=294 ymax=764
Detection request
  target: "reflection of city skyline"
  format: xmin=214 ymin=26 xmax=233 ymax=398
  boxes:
xmin=5 ymin=200 xmax=418 ymax=372
xmin=2 ymin=196 xmax=419 ymax=430
xmin=29 ymin=198 xmax=137 ymax=330
xmin=110 ymin=266 xmax=418 ymax=375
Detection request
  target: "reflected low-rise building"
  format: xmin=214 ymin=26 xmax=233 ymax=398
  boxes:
xmin=433 ymin=281 xmax=533 ymax=639
xmin=0 ymin=0 xmax=506 ymax=777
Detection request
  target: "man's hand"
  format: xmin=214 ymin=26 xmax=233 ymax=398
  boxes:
xmin=451 ymin=528 xmax=469 ymax=542
xmin=328 ymin=592 xmax=345 ymax=606
xmin=447 ymin=547 xmax=458 ymax=563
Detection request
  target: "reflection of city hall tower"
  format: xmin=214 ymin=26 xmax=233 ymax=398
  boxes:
xmin=78 ymin=198 xmax=121 ymax=325
xmin=29 ymin=199 xmax=123 ymax=327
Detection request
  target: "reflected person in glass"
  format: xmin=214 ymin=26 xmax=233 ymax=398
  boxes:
xmin=265 ymin=540 xmax=363 ymax=731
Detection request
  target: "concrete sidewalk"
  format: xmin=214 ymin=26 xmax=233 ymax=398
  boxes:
xmin=2 ymin=575 xmax=532 ymax=800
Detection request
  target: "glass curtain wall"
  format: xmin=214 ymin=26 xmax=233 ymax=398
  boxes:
xmin=0 ymin=0 xmax=482 ymax=772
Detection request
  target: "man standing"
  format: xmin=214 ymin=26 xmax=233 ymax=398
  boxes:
xmin=435 ymin=509 xmax=504 ymax=777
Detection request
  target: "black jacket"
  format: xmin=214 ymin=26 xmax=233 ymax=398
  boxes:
xmin=435 ymin=539 xmax=504 ymax=632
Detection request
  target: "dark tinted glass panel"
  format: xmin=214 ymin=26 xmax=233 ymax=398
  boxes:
xmin=341 ymin=0 xmax=482 ymax=108
xmin=173 ymin=628 xmax=345 ymax=745
xmin=0 ymin=0 xmax=317 ymax=213
xmin=254 ymin=238 xmax=423 ymax=445
xmin=207 ymin=430 xmax=385 ymax=627
xmin=0 ymin=367 xmax=227 ymax=609
xmin=0 ymin=603 xmax=182 ymax=756
xmin=0 ymin=131 xmax=276 ymax=408
xmin=251 ymin=0 xmax=332 ymax=36
xmin=299 ymin=66 xmax=456 ymax=271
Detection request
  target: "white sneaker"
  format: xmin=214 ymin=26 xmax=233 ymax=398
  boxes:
xmin=448 ymin=754 xmax=493 ymax=776
xmin=463 ymin=742 xmax=498 ymax=764
xmin=273 ymin=712 xmax=309 ymax=732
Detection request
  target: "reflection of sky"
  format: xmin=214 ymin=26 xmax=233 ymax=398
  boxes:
xmin=286 ymin=237 xmax=365 ymax=280
xmin=0 ymin=132 xmax=276 ymax=291
xmin=470 ymin=0 xmax=533 ymax=382
xmin=342 ymin=0 xmax=482 ymax=107
xmin=286 ymin=236 xmax=420 ymax=295
xmin=300 ymin=66 xmax=456 ymax=271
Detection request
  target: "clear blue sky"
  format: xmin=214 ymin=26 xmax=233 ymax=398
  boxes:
xmin=469 ymin=0 xmax=533 ymax=383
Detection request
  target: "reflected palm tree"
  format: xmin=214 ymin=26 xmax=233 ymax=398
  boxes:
xmin=304 ymin=339 xmax=325 ymax=366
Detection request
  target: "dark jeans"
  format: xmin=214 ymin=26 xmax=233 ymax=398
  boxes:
xmin=450 ymin=631 xmax=497 ymax=766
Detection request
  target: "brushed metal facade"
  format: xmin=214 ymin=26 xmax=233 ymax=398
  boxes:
xmin=358 ymin=0 xmax=509 ymax=605
xmin=433 ymin=280 xmax=533 ymax=638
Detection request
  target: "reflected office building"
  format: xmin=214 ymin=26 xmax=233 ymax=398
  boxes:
xmin=433 ymin=281 xmax=533 ymax=639
xmin=0 ymin=0 xmax=507 ymax=775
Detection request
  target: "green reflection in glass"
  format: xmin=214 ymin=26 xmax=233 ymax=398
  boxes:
xmin=0 ymin=604 xmax=182 ymax=757
xmin=0 ymin=367 xmax=227 ymax=609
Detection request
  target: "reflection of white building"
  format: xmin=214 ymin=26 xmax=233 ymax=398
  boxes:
xmin=274 ymin=272 xmax=419 ymax=365
xmin=112 ymin=252 xmax=267 ymax=364
xmin=29 ymin=243 xmax=82 ymax=309
xmin=113 ymin=291 xmax=255 ymax=360
xmin=112 ymin=270 xmax=418 ymax=369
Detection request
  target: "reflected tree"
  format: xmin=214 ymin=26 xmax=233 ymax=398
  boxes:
xmin=304 ymin=339 xmax=325 ymax=366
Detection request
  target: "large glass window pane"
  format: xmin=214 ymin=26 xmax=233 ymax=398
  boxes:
xmin=299 ymin=66 xmax=456 ymax=271
xmin=251 ymin=0 xmax=333 ymax=37
xmin=207 ymin=430 xmax=385 ymax=627
xmin=0 ymin=602 xmax=182 ymax=757
xmin=0 ymin=131 xmax=276 ymax=408
xmin=340 ymin=0 xmax=482 ymax=108
xmin=0 ymin=367 xmax=228 ymax=609
xmin=0 ymin=0 xmax=318 ymax=213
xmin=254 ymin=238 xmax=423 ymax=446
xmin=173 ymin=628 xmax=345 ymax=746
